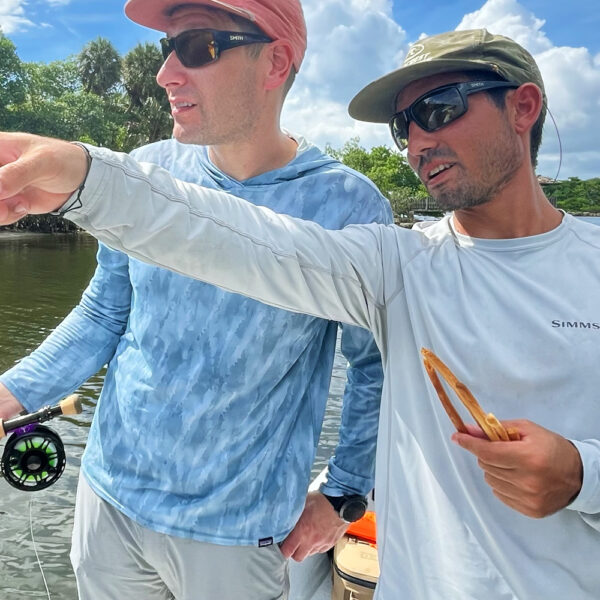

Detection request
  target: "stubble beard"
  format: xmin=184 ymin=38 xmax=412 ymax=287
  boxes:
xmin=173 ymin=72 xmax=262 ymax=147
xmin=426 ymin=127 xmax=523 ymax=211
xmin=173 ymin=103 xmax=261 ymax=147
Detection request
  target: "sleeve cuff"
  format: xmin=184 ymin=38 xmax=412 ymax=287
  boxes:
xmin=566 ymin=439 xmax=600 ymax=514
xmin=319 ymin=460 xmax=374 ymax=497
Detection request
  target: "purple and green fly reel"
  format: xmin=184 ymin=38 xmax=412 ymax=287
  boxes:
xmin=0 ymin=395 xmax=81 ymax=492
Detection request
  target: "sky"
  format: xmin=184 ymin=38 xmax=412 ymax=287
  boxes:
xmin=1 ymin=0 xmax=599 ymax=179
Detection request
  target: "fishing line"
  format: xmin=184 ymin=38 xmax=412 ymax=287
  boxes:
xmin=29 ymin=497 xmax=52 ymax=600
xmin=0 ymin=396 xmax=82 ymax=599
xmin=546 ymin=106 xmax=563 ymax=183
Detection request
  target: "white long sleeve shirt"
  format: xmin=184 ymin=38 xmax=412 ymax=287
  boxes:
xmin=65 ymin=147 xmax=600 ymax=600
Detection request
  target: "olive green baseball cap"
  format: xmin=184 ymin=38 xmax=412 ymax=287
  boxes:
xmin=349 ymin=28 xmax=545 ymax=123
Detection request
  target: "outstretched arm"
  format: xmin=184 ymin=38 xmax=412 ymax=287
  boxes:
xmin=0 ymin=133 xmax=387 ymax=330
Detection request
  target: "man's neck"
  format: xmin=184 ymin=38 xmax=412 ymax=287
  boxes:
xmin=452 ymin=168 xmax=563 ymax=239
xmin=208 ymin=130 xmax=298 ymax=182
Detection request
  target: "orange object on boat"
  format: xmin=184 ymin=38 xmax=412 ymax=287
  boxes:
xmin=346 ymin=510 xmax=376 ymax=545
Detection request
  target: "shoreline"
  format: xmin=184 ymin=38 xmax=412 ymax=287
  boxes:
xmin=0 ymin=230 xmax=87 ymax=239
xmin=2 ymin=212 xmax=599 ymax=237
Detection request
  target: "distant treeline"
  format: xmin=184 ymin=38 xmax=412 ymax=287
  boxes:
xmin=1 ymin=32 xmax=597 ymax=233
xmin=543 ymin=178 xmax=600 ymax=214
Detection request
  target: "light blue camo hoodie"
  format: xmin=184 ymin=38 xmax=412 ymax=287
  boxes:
xmin=1 ymin=135 xmax=392 ymax=545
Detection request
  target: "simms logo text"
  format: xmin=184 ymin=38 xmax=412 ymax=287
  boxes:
xmin=552 ymin=320 xmax=600 ymax=329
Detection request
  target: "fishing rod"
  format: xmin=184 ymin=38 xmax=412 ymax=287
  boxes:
xmin=0 ymin=394 xmax=82 ymax=491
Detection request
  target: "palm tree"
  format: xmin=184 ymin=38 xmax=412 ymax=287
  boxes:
xmin=122 ymin=42 xmax=167 ymax=108
xmin=77 ymin=37 xmax=121 ymax=97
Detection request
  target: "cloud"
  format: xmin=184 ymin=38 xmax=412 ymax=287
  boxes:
xmin=0 ymin=0 xmax=34 ymax=33
xmin=283 ymin=0 xmax=600 ymax=179
xmin=457 ymin=0 xmax=552 ymax=53
xmin=0 ymin=0 xmax=72 ymax=34
xmin=455 ymin=0 xmax=600 ymax=178
xmin=282 ymin=0 xmax=408 ymax=151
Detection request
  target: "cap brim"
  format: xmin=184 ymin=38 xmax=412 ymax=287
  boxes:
xmin=348 ymin=59 xmax=500 ymax=123
xmin=125 ymin=0 xmax=253 ymax=32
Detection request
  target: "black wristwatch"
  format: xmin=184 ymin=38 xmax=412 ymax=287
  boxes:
xmin=323 ymin=494 xmax=368 ymax=523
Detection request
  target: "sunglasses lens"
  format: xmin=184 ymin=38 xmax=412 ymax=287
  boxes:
xmin=390 ymin=113 xmax=409 ymax=150
xmin=413 ymin=88 xmax=466 ymax=132
xmin=160 ymin=38 xmax=172 ymax=62
xmin=161 ymin=31 xmax=217 ymax=68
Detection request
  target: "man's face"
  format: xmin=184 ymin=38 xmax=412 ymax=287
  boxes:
xmin=156 ymin=6 xmax=264 ymax=146
xmin=396 ymin=72 xmax=523 ymax=211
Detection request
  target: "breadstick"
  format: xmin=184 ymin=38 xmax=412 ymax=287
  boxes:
xmin=421 ymin=348 xmax=520 ymax=442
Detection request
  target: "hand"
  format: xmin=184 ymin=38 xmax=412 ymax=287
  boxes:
xmin=0 ymin=383 xmax=25 ymax=421
xmin=453 ymin=419 xmax=583 ymax=518
xmin=280 ymin=491 xmax=348 ymax=562
xmin=0 ymin=132 xmax=89 ymax=225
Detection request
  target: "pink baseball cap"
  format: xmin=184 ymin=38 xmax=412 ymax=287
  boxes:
xmin=124 ymin=0 xmax=307 ymax=71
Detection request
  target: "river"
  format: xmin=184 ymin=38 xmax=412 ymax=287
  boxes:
xmin=1 ymin=215 xmax=599 ymax=598
xmin=0 ymin=231 xmax=347 ymax=599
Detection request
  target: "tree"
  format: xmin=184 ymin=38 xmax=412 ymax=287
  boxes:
xmin=326 ymin=138 xmax=423 ymax=194
xmin=0 ymin=33 xmax=26 ymax=118
xmin=24 ymin=58 xmax=80 ymax=103
xmin=326 ymin=138 xmax=427 ymax=219
xmin=77 ymin=37 xmax=121 ymax=97
xmin=123 ymin=97 xmax=172 ymax=151
xmin=121 ymin=42 xmax=172 ymax=149
xmin=122 ymin=42 xmax=167 ymax=108
xmin=543 ymin=177 xmax=600 ymax=213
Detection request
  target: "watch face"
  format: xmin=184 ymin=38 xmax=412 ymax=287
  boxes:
xmin=340 ymin=497 xmax=368 ymax=523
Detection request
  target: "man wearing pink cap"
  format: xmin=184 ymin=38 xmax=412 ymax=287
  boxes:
xmin=0 ymin=0 xmax=391 ymax=598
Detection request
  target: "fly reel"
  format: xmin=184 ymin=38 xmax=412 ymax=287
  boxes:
xmin=2 ymin=425 xmax=66 ymax=491
xmin=0 ymin=395 xmax=81 ymax=492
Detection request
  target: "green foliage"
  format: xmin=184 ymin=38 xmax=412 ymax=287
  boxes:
xmin=0 ymin=33 xmax=26 ymax=112
xmin=123 ymin=96 xmax=173 ymax=152
xmin=122 ymin=43 xmax=167 ymax=108
xmin=77 ymin=37 xmax=122 ymax=96
xmin=326 ymin=138 xmax=428 ymax=219
xmin=1 ymin=34 xmax=173 ymax=232
xmin=120 ymin=43 xmax=172 ymax=151
xmin=543 ymin=177 xmax=600 ymax=214
xmin=24 ymin=58 xmax=80 ymax=101
xmin=2 ymin=35 xmax=171 ymax=149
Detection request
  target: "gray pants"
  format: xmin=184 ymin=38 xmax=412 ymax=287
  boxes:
xmin=70 ymin=475 xmax=289 ymax=599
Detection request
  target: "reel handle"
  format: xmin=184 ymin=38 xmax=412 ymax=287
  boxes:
xmin=0 ymin=394 xmax=82 ymax=438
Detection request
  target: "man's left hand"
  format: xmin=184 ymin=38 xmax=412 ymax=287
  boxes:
xmin=280 ymin=491 xmax=348 ymax=562
xmin=453 ymin=419 xmax=583 ymax=518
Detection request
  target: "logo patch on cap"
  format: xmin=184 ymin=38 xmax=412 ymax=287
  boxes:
xmin=404 ymin=43 xmax=431 ymax=66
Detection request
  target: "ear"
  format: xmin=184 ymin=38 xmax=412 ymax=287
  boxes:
xmin=263 ymin=40 xmax=294 ymax=91
xmin=508 ymin=83 xmax=544 ymax=136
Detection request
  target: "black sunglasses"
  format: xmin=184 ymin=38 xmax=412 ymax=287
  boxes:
xmin=160 ymin=28 xmax=273 ymax=69
xmin=389 ymin=80 xmax=519 ymax=151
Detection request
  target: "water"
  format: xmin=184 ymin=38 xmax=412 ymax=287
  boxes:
xmin=0 ymin=231 xmax=345 ymax=599
xmin=577 ymin=216 xmax=600 ymax=225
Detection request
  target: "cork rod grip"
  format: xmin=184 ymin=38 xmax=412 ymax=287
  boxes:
xmin=59 ymin=394 xmax=83 ymax=416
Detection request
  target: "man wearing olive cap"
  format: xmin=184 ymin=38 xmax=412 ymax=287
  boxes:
xmin=1 ymin=28 xmax=599 ymax=600
xmin=0 ymin=0 xmax=392 ymax=598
